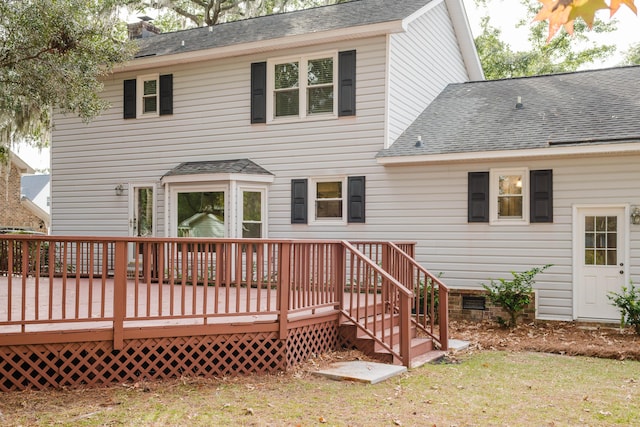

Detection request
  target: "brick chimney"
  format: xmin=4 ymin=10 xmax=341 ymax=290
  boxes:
xmin=127 ymin=16 xmax=161 ymax=39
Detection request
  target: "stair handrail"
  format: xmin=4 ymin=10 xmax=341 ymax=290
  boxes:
xmin=340 ymin=240 xmax=414 ymax=367
xmin=386 ymin=242 xmax=449 ymax=350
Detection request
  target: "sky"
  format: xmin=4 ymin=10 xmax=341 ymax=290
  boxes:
xmin=14 ymin=0 xmax=640 ymax=172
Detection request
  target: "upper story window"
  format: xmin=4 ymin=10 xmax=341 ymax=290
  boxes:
xmin=123 ymin=74 xmax=173 ymax=119
xmin=270 ymin=54 xmax=337 ymax=121
xmin=139 ymin=74 xmax=159 ymax=116
xmin=251 ymin=50 xmax=355 ymax=124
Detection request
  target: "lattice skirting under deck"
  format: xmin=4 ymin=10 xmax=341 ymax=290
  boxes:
xmin=1 ymin=322 xmax=339 ymax=391
xmin=286 ymin=320 xmax=339 ymax=367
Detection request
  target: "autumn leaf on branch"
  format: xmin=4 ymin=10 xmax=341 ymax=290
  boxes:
xmin=535 ymin=0 xmax=638 ymax=41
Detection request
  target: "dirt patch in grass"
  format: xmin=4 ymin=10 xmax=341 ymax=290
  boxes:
xmin=450 ymin=319 xmax=640 ymax=360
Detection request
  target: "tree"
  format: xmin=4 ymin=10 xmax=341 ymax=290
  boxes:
xmin=474 ymin=0 xmax=616 ymax=79
xmin=0 ymin=0 xmax=136 ymax=161
xmin=127 ymin=0 xmax=349 ymax=31
xmin=534 ymin=0 xmax=637 ymax=41
xmin=622 ymin=42 xmax=640 ymax=64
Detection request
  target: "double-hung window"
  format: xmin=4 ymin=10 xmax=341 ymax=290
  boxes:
xmin=269 ymin=53 xmax=337 ymax=121
xmin=314 ymin=179 xmax=344 ymax=221
xmin=490 ymin=168 xmax=529 ymax=223
xmin=138 ymin=74 xmax=159 ymax=117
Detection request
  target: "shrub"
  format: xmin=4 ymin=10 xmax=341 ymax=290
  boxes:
xmin=482 ymin=265 xmax=552 ymax=328
xmin=608 ymin=283 xmax=640 ymax=334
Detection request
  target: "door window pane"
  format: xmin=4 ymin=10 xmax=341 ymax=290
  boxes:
xmin=177 ymin=192 xmax=225 ymax=237
xmin=136 ymin=187 xmax=153 ymax=237
xmin=584 ymin=215 xmax=617 ymax=265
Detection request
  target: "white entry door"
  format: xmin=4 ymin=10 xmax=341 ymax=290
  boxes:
xmin=575 ymin=207 xmax=626 ymax=320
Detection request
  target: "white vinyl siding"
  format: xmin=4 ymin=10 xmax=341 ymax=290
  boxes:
xmin=386 ymin=1 xmax=469 ymax=147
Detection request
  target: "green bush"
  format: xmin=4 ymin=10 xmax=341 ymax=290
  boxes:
xmin=608 ymin=283 xmax=640 ymax=334
xmin=482 ymin=265 xmax=552 ymax=328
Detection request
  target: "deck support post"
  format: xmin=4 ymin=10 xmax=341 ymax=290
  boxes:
xmin=113 ymin=241 xmax=127 ymax=350
xmin=335 ymin=243 xmax=345 ymax=310
xmin=438 ymin=285 xmax=449 ymax=351
xmin=278 ymin=242 xmax=291 ymax=340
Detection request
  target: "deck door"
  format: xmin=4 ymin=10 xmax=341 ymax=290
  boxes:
xmin=129 ymin=185 xmax=155 ymax=262
xmin=575 ymin=207 xmax=626 ymax=320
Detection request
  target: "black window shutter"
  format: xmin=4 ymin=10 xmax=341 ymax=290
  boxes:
xmin=468 ymin=172 xmax=489 ymax=223
xmin=338 ymin=50 xmax=356 ymax=117
xmin=123 ymin=79 xmax=136 ymax=119
xmin=291 ymin=179 xmax=308 ymax=224
xmin=347 ymin=176 xmax=366 ymax=223
xmin=251 ymin=62 xmax=267 ymax=123
xmin=159 ymin=74 xmax=173 ymax=115
xmin=530 ymin=169 xmax=553 ymax=223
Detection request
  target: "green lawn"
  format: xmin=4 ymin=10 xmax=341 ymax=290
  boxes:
xmin=2 ymin=351 xmax=638 ymax=426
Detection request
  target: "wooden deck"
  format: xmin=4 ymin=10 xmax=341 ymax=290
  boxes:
xmin=0 ymin=276 xmax=363 ymax=333
xmin=0 ymin=236 xmax=448 ymax=391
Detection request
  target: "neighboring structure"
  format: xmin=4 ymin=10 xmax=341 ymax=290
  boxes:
xmin=377 ymin=65 xmax=640 ymax=322
xmin=0 ymin=151 xmax=49 ymax=234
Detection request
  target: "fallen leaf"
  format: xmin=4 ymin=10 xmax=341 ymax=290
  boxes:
xmin=245 ymin=407 xmax=254 ymax=416
xmin=318 ymin=416 xmax=327 ymax=423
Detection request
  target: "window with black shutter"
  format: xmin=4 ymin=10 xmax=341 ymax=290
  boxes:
xmin=530 ymin=170 xmax=553 ymax=223
xmin=468 ymin=172 xmax=489 ymax=223
xmin=291 ymin=179 xmax=308 ymax=224
xmin=347 ymin=176 xmax=365 ymax=223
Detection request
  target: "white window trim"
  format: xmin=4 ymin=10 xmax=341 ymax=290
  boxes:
xmin=266 ymin=51 xmax=338 ymax=123
xmin=137 ymin=73 xmax=159 ymax=118
xmin=309 ymin=176 xmax=347 ymax=225
xmin=168 ymin=183 xmax=229 ymax=238
xmin=490 ymin=167 xmax=529 ymax=225
xmin=238 ymin=186 xmax=268 ymax=238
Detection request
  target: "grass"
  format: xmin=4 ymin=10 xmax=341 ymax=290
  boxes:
xmin=1 ymin=351 xmax=638 ymax=426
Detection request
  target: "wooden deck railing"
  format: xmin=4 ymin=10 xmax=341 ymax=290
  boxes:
xmin=351 ymin=241 xmax=449 ymax=350
xmin=1 ymin=236 xmax=448 ymax=366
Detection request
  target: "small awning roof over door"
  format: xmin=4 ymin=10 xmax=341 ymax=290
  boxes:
xmin=161 ymin=159 xmax=275 ymax=184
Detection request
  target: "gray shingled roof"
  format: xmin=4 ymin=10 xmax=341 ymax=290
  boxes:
xmin=377 ymin=66 xmax=640 ymax=158
xmin=21 ymin=174 xmax=50 ymax=200
xmin=162 ymin=159 xmax=273 ymax=177
xmin=135 ymin=0 xmax=433 ymax=58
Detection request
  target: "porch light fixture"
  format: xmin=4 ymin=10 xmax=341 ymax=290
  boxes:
xmin=632 ymin=207 xmax=640 ymax=225
xmin=115 ymin=184 xmax=125 ymax=196
xmin=415 ymin=135 xmax=423 ymax=148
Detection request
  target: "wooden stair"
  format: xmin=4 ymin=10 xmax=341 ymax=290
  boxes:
xmin=339 ymin=312 xmax=445 ymax=368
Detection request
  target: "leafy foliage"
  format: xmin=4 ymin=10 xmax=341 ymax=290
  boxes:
xmin=475 ymin=0 xmax=616 ymax=79
xmin=534 ymin=0 xmax=637 ymax=41
xmin=0 ymin=0 xmax=136 ymax=152
xmin=127 ymin=0 xmax=350 ymax=31
xmin=608 ymin=282 xmax=640 ymax=334
xmin=482 ymin=264 xmax=552 ymax=327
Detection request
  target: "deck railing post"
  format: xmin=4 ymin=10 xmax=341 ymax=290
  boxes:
xmin=438 ymin=285 xmax=449 ymax=351
xmin=113 ymin=240 xmax=127 ymax=351
xmin=278 ymin=242 xmax=291 ymax=340
xmin=334 ymin=243 xmax=345 ymax=310
xmin=399 ymin=292 xmax=411 ymax=367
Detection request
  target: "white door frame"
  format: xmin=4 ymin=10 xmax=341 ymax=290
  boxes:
xmin=572 ymin=204 xmax=629 ymax=320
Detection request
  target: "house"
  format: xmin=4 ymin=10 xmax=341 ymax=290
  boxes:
xmin=0 ymin=150 xmax=49 ymax=233
xmin=377 ymin=65 xmax=640 ymax=322
xmin=51 ymin=1 xmax=481 ymax=244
